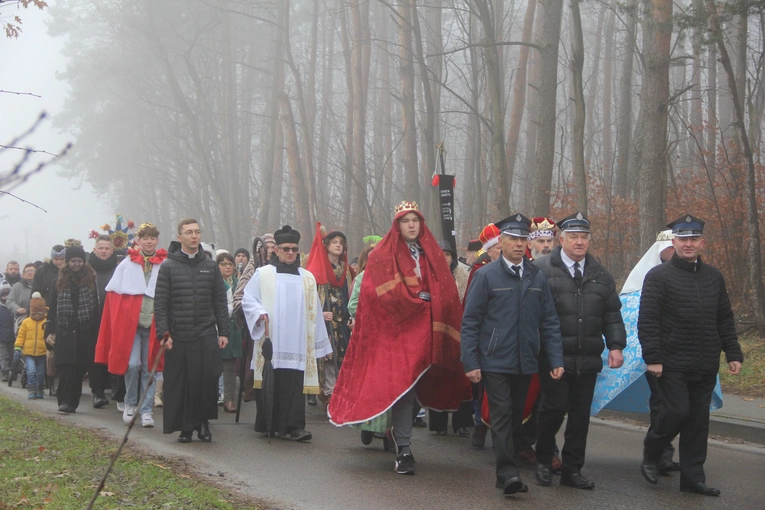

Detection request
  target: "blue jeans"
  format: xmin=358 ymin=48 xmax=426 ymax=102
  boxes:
xmin=125 ymin=327 xmax=156 ymax=414
xmin=25 ymin=355 xmax=46 ymax=391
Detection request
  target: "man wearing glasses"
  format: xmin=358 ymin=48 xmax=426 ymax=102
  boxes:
xmin=242 ymin=225 xmax=331 ymax=442
xmin=154 ymin=219 xmax=230 ymax=443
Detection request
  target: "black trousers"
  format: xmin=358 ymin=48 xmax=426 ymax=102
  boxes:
xmin=57 ymin=364 xmax=87 ymax=409
xmin=88 ymin=362 xmax=109 ymax=395
xmin=255 ymin=368 xmax=306 ymax=435
xmin=428 ymin=401 xmax=474 ymax=432
xmin=645 ymin=372 xmax=676 ymax=461
xmin=536 ymin=370 xmax=597 ymax=475
xmin=162 ymin=335 xmax=222 ymax=434
xmin=110 ymin=373 xmax=126 ymax=402
xmin=483 ymin=372 xmax=531 ymax=482
xmin=643 ymin=371 xmax=716 ymax=484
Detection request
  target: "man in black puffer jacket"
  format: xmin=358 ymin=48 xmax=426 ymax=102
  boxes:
xmin=533 ymin=212 xmax=626 ymax=490
xmin=154 ymin=218 xmax=230 ymax=443
xmin=638 ymin=215 xmax=743 ymax=497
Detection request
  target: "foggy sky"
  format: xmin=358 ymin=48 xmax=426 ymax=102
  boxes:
xmin=0 ymin=7 xmax=110 ymax=265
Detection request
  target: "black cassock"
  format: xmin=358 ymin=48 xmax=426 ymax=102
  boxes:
xmin=162 ymin=334 xmax=223 ymax=434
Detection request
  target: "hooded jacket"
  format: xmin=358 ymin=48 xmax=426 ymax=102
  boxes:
xmin=154 ymin=241 xmax=230 ymax=342
xmin=15 ymin=316 xmax=47 ymax=356
xmin=533 ymin=246 xmax=626 ymax=375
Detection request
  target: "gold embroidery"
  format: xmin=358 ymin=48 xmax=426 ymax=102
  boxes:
xmin=376 ymin=273 xmax=402 ymax=296
xmin=433 ymin=321 xmax=460 ymax=342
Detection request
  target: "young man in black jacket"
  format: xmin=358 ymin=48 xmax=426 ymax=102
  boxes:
xmin=533 ymin=212 xmax=626 ymax=490
xmin=639 ymin=214 xmax=743 ymax=496
xmin=461 ymin=213 xmax=565 ymax=497
xmin=154 ymin=218 xmax=229 ymax=443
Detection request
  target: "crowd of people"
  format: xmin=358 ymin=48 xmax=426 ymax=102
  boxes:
xmin=0 ymin=204 xmax=744 ymax=499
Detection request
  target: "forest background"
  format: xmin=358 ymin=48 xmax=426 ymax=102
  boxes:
xmin=2 ymin=0 xmax=765 ymax=335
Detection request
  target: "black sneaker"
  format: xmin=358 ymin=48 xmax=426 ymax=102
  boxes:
xmin=290 ymin=428 xmax=312 ymax=442
xmin=307 ymin=395 xmax=317 ymax=406
xmin=57 ymin=404 xmax=75 ymax=414
xmin=394 ymin=453 xmax=415 ymax=475
xmin=93 ymin=393 xmax=109 ymax=408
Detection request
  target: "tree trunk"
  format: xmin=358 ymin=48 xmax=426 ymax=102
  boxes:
xmin=505 ymin=0 xmax=537 ymax=206
xmin=522 ymin=5 xmax=545 ymax=212
xmin=638 ymin=0 xmax=672 ymax=252
xmin=532 ymin=0 xmax=564 ymax=216
xmin=399 ymin=0 xmax=419 ymax=204
xmin=584 ymin=4 xmax=606 ymax=171
xmin=614 ymin=0 xmax=638 ymax=198
xmin=278 ymin=93 xmax=313 ymax=246
xmin=570 ymin=0 xmax=587 ymax=215
xmin=708 ymin=2 xmax=765 ymax=335
xmin=602 ymin=3 xmax=616 ymax=189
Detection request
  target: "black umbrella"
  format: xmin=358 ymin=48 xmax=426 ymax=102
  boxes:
xmin=256 ymin=320 xmax=276 ymax=443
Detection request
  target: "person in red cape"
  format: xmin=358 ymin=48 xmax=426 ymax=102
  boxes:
xmin=328 ymin=200 xmax=471 ymax=475
xmin=95 ymin=223 xmax=167 ymax=428
xmin=305 ymin=223 xmax=355 ymax=404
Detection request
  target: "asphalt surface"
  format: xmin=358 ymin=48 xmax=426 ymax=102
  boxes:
xmin=2 ymin=383 xmax=764 ymax=509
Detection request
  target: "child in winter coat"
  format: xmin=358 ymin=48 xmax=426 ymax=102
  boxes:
xmin=0 ymin=284 xmax=14 ymax=381
xmin=14 ymin=292 xmax=48 ymax=399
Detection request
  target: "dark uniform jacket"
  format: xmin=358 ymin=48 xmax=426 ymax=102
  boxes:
xmin=154 ymin=241 xmax=230 ymax=343
xmin=31 ymin=262 xmax=59 ymax=306
xmin=461 ymin=257 xmax=564 ymax=374
xmin=534 ymin=247 xmax=626 ymax=375
xmin=638 ymin=254 xmax=743 ymax=374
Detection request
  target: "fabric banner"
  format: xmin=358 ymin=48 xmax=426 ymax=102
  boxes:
xmin=438 ymin=174 xmax=457 ymax=254
xmin=591 ymin=290 xmax=723 ymax=415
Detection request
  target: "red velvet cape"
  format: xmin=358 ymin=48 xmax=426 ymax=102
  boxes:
xmin=95 ymin=292 xmax=163 ymax=375
xmin=328 ymin=211 xmax=471 ymax=425
xmin=305 ymin=222 xmax=355 ymax=287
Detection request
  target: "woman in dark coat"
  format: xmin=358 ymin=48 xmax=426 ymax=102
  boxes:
xmin=45 ymin=245 xmax=100 ymax=413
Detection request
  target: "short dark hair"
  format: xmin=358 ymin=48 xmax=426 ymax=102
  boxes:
xmin=23 ymin=263 xmax=35 ymax=271
xmin=6 ymin=261 xmax=18 ymax=268
xmin=95 ymin=235 xmax=112 ymax=244
xmin=177 ymin=218 xmax=200 ymax=235
xmin=216 ymin=252 xmax=235 ymax=264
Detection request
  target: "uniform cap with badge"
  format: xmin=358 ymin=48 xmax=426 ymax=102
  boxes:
xmin=667 ymin=214 xmax=704 ymax=237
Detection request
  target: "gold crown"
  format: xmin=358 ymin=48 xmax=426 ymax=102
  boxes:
xmin=531 ymin=218 xmax=557 ymax=232
xmin=394 ymin=200 xmax=420 ymax=215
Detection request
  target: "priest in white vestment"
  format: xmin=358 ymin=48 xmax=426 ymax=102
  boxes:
xmin=242 ymin=225 xmax=332 ymax=442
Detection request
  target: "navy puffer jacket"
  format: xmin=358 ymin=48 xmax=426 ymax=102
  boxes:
xmin=638 ymin=255 xmax=742 ymax=374
xmin=534 ymin=247 xmax=626 ymax=375
xmin=154 ymin=242 xmax=230 ymax=342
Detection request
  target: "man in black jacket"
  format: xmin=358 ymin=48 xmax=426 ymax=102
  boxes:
xmin=639 ymin=215 xmax=743 ymax=496
xmin=533 ymin=212 xmax=626 ymax=490
xmin=462 ymin=213 xmax=565 ymax=497
xmin=154 ymin=218 xmax=230 ymax=443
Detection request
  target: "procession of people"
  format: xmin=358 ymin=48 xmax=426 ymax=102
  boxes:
xmin=0 ymin=206 xmax=744 ymax=499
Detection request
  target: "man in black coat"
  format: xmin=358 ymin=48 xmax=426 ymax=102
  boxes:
xmin=639 ymin=214 xmax=743 ymax=496
xmin=462 ymin=213 xmax=565 ymax=497
xmin=154 ymin=218 xmax=230 ymax=443
xmin=533 ymin=212 xmax=626 ymax=490
xmin=87 ymin=235 xmax=119 ymax=409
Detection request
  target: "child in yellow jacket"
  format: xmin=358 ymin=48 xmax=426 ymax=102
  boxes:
xmin=14 ymin=292 xmax=47 ymax=399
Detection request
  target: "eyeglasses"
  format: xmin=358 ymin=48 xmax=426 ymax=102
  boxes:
xmin=279 ymin=246 xmax=300 ymax=253
xmin=219 ymin=262 xmax=234 ymax=267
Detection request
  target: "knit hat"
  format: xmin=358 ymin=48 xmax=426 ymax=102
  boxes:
xmin=29 ymin=292 xmax=46 ymax=315
xmin=262 ymin=233 xmax=275 ymax=245
xmin=234 ymin=248 xmax=250 ymax=261
xmin=50 ymin=244 xmax=66 ymax=258
xmin=65 ymin=245 xmax=87 ymax=262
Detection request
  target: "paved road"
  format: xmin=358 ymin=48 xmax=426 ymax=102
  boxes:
xmin=2 ymin=383 xmax=764 ymax=509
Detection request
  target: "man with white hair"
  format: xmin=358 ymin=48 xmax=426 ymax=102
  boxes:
xmin=527 ymin=217 xmax=558 ymax=260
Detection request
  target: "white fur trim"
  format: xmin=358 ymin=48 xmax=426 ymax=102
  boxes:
xmin=105 ymin=257 xmax=163 ymax=297
xmin=483 ymin=237 xmax=499 ymax=250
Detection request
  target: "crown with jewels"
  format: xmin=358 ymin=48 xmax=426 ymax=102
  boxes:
xmin=394 ymin=200 xmax=420 ymax=215
xmin=531 ymin=217 xmax=557 ymax=233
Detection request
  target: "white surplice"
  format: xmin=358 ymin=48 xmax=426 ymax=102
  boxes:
xmin=242 ymin=265 xmax=331 ymax=375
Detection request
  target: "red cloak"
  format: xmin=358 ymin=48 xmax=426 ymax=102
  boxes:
xmin=94 ymin=249 xmax=166 ymax=375
xmin=328 ymin=210 xmax=471 ymax=425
